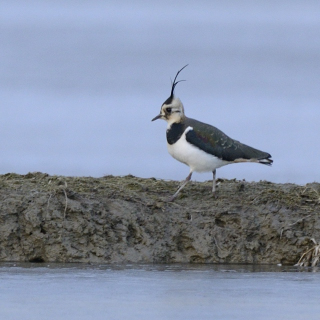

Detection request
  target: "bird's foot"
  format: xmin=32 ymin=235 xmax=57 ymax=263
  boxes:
xmin=212 ymin=191 xmax=218 ymax=199
xmin=165 ymin=195 xmax=176 ymax=202
xmin=167 ymin=175 xmax=191 ymax=202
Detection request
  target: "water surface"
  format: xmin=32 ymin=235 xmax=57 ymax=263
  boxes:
xmin=0 ymin=263 xmax=319 ymax=320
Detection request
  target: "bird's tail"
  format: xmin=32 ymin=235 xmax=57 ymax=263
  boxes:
xmin=258 ymin=155 xmax=273 ymax=166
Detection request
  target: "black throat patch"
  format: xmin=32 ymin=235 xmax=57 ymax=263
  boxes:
xmin=166 ymin=122 xmax=186 ymax=145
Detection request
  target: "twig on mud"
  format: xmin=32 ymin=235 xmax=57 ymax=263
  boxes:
xmin=213 ymin=236 xmax=223 ymax=252
xmin=46 ymin=193 xmax=53 ymax=219
xmin=295 ymin=238 xmax=320 ymax=267
xmin=288 ymin=214 xmax=312 ymax=227
xmin=301 ymin=187 xmax=320 ymax=205
xmin=58 ymin=181 xmax=68 ymax=242
xmin=62 ymin=183 xmax=68 ymax=219
xmin=46 ymin=181 xmax=68 ymax=220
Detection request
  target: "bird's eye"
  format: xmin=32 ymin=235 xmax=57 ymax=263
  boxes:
xmin=166 ymin=107 xmax=172 ymax=113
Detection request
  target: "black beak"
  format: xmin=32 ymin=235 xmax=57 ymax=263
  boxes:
xmin=151 ymin=114 xmax=162 ymax=121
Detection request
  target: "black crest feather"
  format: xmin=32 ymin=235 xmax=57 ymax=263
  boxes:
xmin=170 ymin=64 xmax=188 ymax=98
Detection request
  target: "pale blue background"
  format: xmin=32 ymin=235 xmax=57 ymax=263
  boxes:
xmin=1 ymin=0 xmax=320 ymax=184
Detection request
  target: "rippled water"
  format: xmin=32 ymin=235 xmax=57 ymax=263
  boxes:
xmin=0 ymin=263 xmax=319 ymax=320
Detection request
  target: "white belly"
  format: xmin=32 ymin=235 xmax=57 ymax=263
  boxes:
xmin=167 ymin=132 xmax=229 ymax=172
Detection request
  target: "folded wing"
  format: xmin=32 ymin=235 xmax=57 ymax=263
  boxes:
xmin=185 ymin=118 xmax=272 ymax=164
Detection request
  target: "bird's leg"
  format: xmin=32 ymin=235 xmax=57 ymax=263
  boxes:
xmin=212 ymin=169 xmax=216 ymax=195
xmin=168 ymin=172 xmax=192 ymax=201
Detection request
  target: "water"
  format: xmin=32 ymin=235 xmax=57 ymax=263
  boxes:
xmin=0 ymin=263 xmax=319 ymax=320
xmin=1 ymin=0 xmax=320 ymax=184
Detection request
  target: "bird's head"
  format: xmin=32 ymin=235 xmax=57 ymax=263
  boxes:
xmin=152 ymin=65 xmax=188 ymax=124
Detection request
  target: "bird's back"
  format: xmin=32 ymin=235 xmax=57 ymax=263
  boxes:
xmin=183 ymin=117 xmax=272 ymax=164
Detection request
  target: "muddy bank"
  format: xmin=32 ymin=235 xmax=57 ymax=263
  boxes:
xmin=0 ymin=172 xmax=319 ymax=265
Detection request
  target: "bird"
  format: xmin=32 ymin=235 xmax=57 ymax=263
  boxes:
xmin=152 ymin=65 xmax=273 ymax=201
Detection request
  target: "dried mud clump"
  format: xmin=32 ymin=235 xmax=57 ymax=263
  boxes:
xmin=0 ymin=172 xmax=319 ymax=266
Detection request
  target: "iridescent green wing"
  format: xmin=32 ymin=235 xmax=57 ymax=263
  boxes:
xmin=185 ymin=118 xmax=271 ymax=161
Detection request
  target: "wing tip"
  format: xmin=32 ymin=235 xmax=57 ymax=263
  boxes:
xmin=259 ymin=156 xmax=273 ymax=166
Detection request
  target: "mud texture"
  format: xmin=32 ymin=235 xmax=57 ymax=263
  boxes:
xmin=0 ymin=172 xmax=319 ymax=265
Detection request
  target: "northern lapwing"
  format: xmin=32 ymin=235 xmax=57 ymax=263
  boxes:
xmin=152 ymin=65 xmax=273 ymax=201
